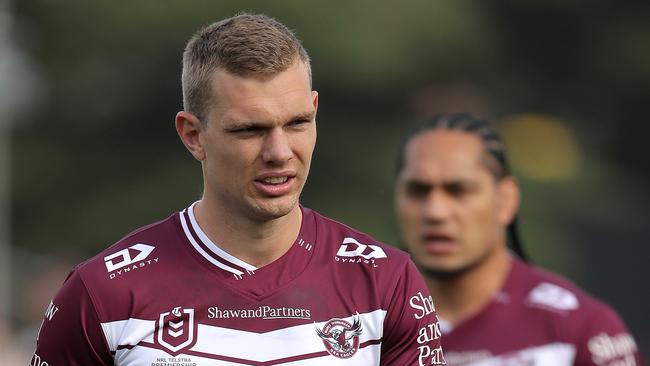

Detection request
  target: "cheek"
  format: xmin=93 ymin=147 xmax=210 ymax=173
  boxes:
xmin=396 ymin=199 xmax=421 ymax=235
xmin=294 ymin=130 xmax=317 ymax=158
xmin=211 ymin=141 xmax=257 ymax=168
xmin=204 ymin=151 xmax=250 ymax=192
xmin=462 ymin=201 xmax=500 ymax=244
xmin=398 ymin=218 xmax=420 ymax=253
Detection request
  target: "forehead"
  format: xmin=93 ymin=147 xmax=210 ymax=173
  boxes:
xmin=401 ymin=130 xmax=491 ymax=181
xmin=209 ymin=61 xmax=313 ymax=123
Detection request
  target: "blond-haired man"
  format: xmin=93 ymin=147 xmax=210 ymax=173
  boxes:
xmin=31 ymin=14 xmax=445 ymax=366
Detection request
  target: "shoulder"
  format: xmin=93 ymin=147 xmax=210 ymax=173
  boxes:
xmin=67 ymin=213 xmax=183 ymax=321
xmin=513 ymin=260 xmax=637 ymax=349
xmin=310 ymin=208 xmax=412 ymax=268
xmin=75 ymin=213 xmax=178 ymax=280
xmin=34 ymin=212 xmax=185 ymax=364
xmin=505 ymin=260 xmax=641 ymax=363
xmin=308 ymin=209 xmax=426 ymax=311
xmin=514 ymin=260 xmax=617 ymax=318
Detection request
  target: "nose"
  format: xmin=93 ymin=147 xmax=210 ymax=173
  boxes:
xmin=262 ymin=128 xmax=293 ymax=164
xmin=422 ymin=190 xmax=452 ymax=224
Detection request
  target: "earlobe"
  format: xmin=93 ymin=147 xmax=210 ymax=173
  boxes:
xmin=498 ymin=177 xmax=520 ymax=225
xmin=175 ymin=111 xmax=205 ymax=161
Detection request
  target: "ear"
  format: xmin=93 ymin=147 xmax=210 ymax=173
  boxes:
xmin=312 ymin=90 xmax=319 ymax=111
xmin=175 ymin=111 xmax=206 ymax=161
xmin=496 ymin=176 xmax=520 ymax=226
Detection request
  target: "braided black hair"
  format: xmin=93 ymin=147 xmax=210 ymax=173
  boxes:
xmin=396 ymin=113 xmax=529 ymax=262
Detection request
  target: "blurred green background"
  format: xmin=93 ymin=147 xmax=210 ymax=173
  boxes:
xmin=1 ymin=0 xmax=648 ymax=362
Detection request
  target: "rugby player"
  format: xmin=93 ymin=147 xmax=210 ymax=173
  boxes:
xmin=394 ymin=113 xmax=640 ymax=365
xmin=30 ymin=14 xmax=444 ymax=365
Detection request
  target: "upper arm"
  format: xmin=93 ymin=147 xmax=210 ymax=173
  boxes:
xmin=30 ymin=270 xmax=113 ymax=366
xmin=380 ymin=259 xmax=445 ymax=365
xmin=573 ymin=303 xmax=641 ymax=366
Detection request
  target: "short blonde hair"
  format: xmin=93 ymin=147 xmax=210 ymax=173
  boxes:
xmin=181 ymin=13 xmax=311 ymax=121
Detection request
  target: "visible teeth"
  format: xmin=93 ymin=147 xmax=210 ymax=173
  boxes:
xmin=263 ymin=176 xmax=288 ymax=184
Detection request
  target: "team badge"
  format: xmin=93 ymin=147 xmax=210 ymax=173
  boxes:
xmin=156 ymin=306 xmax=196 ymax=356
xmin=316 ymin=313 xmax=363 ymax=358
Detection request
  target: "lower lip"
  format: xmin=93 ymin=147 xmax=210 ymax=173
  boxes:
xmin=423 ymin=240 xmax=456 ymax=255
xmin=254 ymin=177 xmax=295 ymax=197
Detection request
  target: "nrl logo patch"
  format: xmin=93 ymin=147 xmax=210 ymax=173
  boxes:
xmin=316 ymin=313 xmax=363 ymax=359
xmin=156 ymin=306 xmax=196 ymax=356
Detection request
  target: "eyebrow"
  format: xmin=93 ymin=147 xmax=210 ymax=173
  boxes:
xmin=403 ymin=178 xmax=477 ymax=188
xmin=403 ymin=179 xmax=432 ymax=187
xmin=222 ymin=110 xmax=316 ymax=130
xmin=287 ymin=111 xmax=316 ymax=123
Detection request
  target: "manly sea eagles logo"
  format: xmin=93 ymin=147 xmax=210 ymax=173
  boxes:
xmin=316 ymin=313 xmax=363 ymax=358
xmin=156 ymin=306 xmax=196 ymax=356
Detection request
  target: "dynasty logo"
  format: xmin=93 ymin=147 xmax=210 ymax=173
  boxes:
xmin=316 ymin=313 xmax=363 ymax=359
xmin=335 ymin=237 xmax=388 ymax=267
xmin=104 ymin=243 xmax=158 ymax=279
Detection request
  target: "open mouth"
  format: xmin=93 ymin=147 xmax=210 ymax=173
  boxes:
xmin=254 ymin=173 xmax=296 ymax=196
xmin=261 ymin=176 xmax=289 ymax=185
xmin=421 ymin=233 xmax=456 ymax=254
xmin=423 ymin=233 xmax=453 ymax=242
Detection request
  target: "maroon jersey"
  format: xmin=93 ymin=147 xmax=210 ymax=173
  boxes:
xmin=31 ymin=203 xmax=445 ymax=366
xmin=441 ymin=258 xmax=640 ymax=366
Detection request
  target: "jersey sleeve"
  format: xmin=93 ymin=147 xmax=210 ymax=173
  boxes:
xmin=380 ymin=258 xmax=445 ymax=365
xmin=573 ymin=303 xmax=642 ymax=366
xmin=29 ymin=269 xmax=113 ymax=366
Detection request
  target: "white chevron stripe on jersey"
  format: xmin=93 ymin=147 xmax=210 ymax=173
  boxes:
xmin=459 ymin=342 xmax=576 ymax=366
xmin=192 ymin=310 xmax=386 ymax=361
xmin=114 ymin=342 xmax=382 ymax=365
xmin=180 ymin=208 xmax=246 ymax=276
xmin=100 ymin=318 xmax=155 ymax=352
xmin=102 ymin=309 xmax=386 ymax=363
xmin=187 ymin=201 xmax=258 ymax=272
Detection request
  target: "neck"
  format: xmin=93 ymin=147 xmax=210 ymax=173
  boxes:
xmin=193 ymin=198 xmax=302 ymax=268
xmin=426 ymin=248 xmax=512 ymax=327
